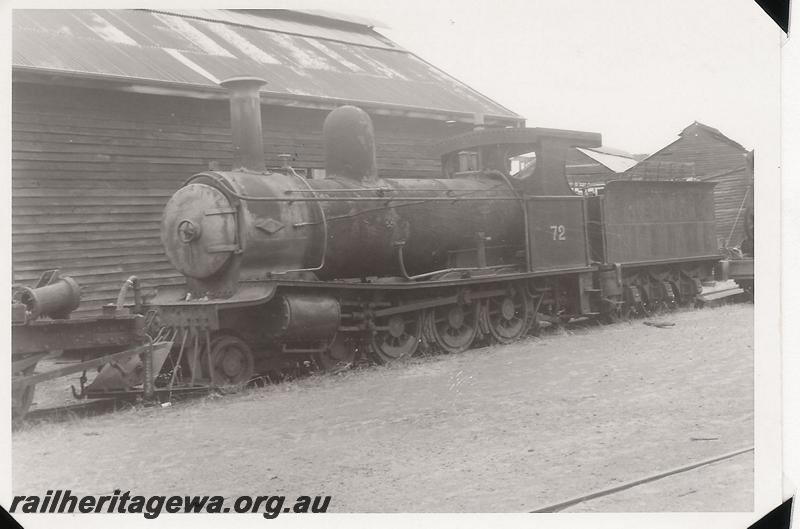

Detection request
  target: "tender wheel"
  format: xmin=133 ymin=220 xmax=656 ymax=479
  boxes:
xmin=648 ymin=294 xmax=672 ymax=315
xmin=668 ymin=280 xmax=684 ymax=306
xmin=207 ymin=336 xmax=255 ymax=389
xmin=315 ymin=334 xmax=356 ymax=372
xmin=12 ymin=366 xmax=36 ymax=423
xmin=370 ymin=312 xmax=423 ymax=364
xmin=635 ymin=286 xmax=653 ymax=316
xmin=482 ymin=288 xmax=531 ymax=344
xmin=602 ymin=300 xmax=634 ymax=324
xmin=653 ymin=281 xmax=677 ymax=313
xmin=424 ymin=302 xmax=480 ymax=354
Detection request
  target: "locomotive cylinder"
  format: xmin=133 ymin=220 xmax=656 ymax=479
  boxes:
xmin=262 ymin=293 xmax=341 ymax=340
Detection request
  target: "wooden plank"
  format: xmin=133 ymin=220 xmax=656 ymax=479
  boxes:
xmin=12 ymin=187 xmax=175 ymax=197
xmin=13 ymin=213 xmax=161 ymax=226
xmin=14 ymin=239 xmax=165 ymax=254
xmin=13 ymin=129 xmax=234 ymax=146
xmin=13 ymin=152 xmax=207 ymax=165
xmin=13 ymin=229 xmax=160 ymax=244
xmin=13 ymin=205 xmax=165 ymax=216
xmin=14 ymin=196 xmax=170 ymax=206
xmin=13 ymin=256 xmax=176 ymax=273
xmin=12 ymin=223 xmax=161 ymax=235
xmin=14 ymin=246 xmax=167 ymax=263
xmin=13 ymin=268 xmax=182 ymax=284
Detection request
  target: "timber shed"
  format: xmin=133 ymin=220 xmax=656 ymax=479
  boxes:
xmin=12 ymin=9 xmax=522 ymax=315
xmin=624 ymin=121 xmax=753 ymax=248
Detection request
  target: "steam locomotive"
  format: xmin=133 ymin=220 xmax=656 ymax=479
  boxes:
xmin=147 ymin=76 xmax=722 ymax=387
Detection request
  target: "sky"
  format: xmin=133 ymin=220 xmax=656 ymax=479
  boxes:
xmin=320 ymin=0 xmax=781 ymax=155
xmin=3 ymin=0 xmax=781 ymax=155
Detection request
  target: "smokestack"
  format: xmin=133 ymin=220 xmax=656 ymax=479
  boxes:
xmin=220 ymin=76 xmax=267 ymax=173
xmin=323 ymin=105 xmax=377 ymax=185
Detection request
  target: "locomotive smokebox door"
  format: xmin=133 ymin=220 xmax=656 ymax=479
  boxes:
xmin=161 ymin=183 xmax=238 ymax=279
xmin=525 ymin=196 xmax=590 ymax=270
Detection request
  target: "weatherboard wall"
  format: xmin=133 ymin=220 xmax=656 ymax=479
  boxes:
xmin=640 ymin=127 xmax=751 ymax=247
xmin=12 ymin=82 xmax=468 ymax=315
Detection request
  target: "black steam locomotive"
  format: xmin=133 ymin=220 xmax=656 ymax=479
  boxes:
xmin=147 ymin=76 xmax=721 ymax=388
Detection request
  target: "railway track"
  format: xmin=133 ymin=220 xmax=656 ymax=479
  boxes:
xmin=19 ymin=398 xmax=135 ymax=426
xmin=16 ymin=386 xmax=215 ymax=428
xmin=530 ymin=446 xmax=754 ymax=512
xmin=12 ymin=302 xmax=753 ymax=511
xmin=15 ymin=297 xmax=748 ymax=429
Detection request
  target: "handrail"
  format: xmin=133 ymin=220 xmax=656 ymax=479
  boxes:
xmin=281 ymin=167 xmax=328 ymax=273
xmin=394 ymin=242 xmax=513 ymax=281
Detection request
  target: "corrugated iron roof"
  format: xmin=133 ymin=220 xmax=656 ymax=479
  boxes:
xmin=12 ymin=9 xmax=520 ymax=120
xmin=680 ymin=121 xmax=747 ymax=151
xmin=576 ymin=147 xmax=638 ymax=173
xmin=289 ymin=9 xmax=390 ymax=29
xmin=633 ymin=121 xmax=748 ymax=169
xmin=153 ymin=9 xmax=396 ymax=48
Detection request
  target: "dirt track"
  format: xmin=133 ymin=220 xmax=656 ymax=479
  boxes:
xmin=12 ymin=304 xmax=753 ymax=512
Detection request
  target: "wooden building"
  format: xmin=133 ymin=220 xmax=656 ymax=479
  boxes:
xmin=12 ymin=9 xmax=521 ymax=315
xmin=624 ymin=122 xmax=753 ymax=248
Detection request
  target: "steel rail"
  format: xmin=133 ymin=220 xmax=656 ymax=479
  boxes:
xmin=11 ymin=342 xmax=167 ymax=389
xmin=529 ymin=445 xmax=754 ymax=513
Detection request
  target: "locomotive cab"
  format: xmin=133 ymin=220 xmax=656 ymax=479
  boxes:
xmin=434 ymin=127 xmax=601 ymax=197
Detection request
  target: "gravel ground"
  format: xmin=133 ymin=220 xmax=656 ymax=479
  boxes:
xmin=12 ymin=304 xmax=753 ymax=512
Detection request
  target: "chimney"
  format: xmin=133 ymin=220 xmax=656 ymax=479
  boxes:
xmin=220 ymin=76 xmax=267 ymax=173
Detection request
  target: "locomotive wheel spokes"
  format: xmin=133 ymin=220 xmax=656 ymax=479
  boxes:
xmin=370 ymin=312 xmax=423 ymax=364
xmin=207 ymin=336 xmax=255 ymax=389
xmin=526 ymin=292 xmax=543 ymax=336
xmin=425 ymin=302 xmax=480 ymax=354
xmin=483 ymin=288 xmax=531 ymax=344
xmin=315 ymin=334 xmax=356 ymax=372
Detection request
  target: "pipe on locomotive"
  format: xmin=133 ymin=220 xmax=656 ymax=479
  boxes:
xmin=220 ymin=76 xmax=268 ymax=173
